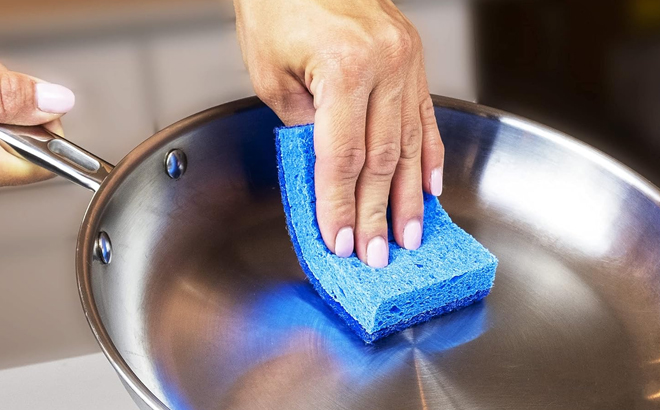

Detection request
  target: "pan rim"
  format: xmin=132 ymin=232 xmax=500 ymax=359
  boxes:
xmin=75 ymin=95 xmax=660 ymax=410
xmin=76 ymin=96 xmax=269 ymax=410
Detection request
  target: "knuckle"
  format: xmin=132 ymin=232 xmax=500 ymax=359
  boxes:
xmin=329 ymin=144 xmax=366 ymax=178
xmin=0 ymin=72 xmax=29 ymax=121
xmin=400 ymin=120 xmax=422 ymax=160
xmin=357 ymin=207 xmax=387 ymax=236
xmin=331 ymin=202 xmax=355 ymax=220
xmin=380 ymin=25 xmax=413 ymax=66
xmin=419 ymin=95 xmax=436 ymax=126
xmin=370 ymin=207 xmax=388 ymax=223
xmin=360 ymin=206 xmax=388 ymax=230
xmin=319 ymin=199 xmax=354 ymax=225
xmin=341 ymin=44 xmax=372 ymax=67
xmin=332 ymin=46 xmax=374 ymax=86
xmin=365 ymin=141 xmax=400 ymax=176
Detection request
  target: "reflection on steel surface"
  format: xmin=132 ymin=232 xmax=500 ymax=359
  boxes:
xmin=69 ymin=97 xmax=660 ymax=409
xmin=480 ymin=119 xmax=623 ymax=257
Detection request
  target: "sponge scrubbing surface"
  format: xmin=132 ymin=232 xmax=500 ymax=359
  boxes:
xmin=276 ymin=124 xmax=498 ymax=343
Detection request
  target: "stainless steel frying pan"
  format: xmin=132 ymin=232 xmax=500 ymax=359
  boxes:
xmin=2 ymin=96 xmax=660 ymax=410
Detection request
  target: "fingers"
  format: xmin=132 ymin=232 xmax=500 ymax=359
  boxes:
xmin=390 ymin=74 xmax=424 ymax=251
xmin=251 ymin=62 xmax=371 ymax=260
xmin=0 ymin=148 xmax=54 ymax=186
xmin=0 ymin=136 xmax=54 ymax=187
xmin=311 ymin=70 xmax=370 ymax=259
xmin=245 ymin=21 xmax=437 ymax=267
xmin=417 ymin=68 xmax=445 ymax=197
xmin=0 ymin=65 xmax=75 ymax=126
xmin=0 ymin=63 xmax=73 ymax=187
xmin=354 ymin=83 xmax=402 ymax=268
xmin=43 ymin=118 xmax=65 ymax=136
xmin=0 ymin=118 xmax=62 ymax=186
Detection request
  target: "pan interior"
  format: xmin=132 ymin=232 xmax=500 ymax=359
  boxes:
xmin=83 ymin=100 xmax=660 ymax=410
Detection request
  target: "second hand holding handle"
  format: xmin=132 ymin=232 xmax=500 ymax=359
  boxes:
xmin=0 ymin=124 xmax=114 ymax=192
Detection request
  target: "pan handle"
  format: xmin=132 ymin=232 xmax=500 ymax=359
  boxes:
xmin=0 ymin=124 xmax=114 ymax=192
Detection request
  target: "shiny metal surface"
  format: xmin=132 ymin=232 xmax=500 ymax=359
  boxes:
xmin=165 ymin=149 xmax=187 ymax=180
xmin=0 ymin=124 xmax=113 ymax=191
xmin=95 ymin=231 xmax=112 ymax=265
xmin=51 ymin=95 xmax=660 ymax=409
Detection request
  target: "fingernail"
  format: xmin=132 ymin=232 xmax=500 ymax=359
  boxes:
xmin=35 ymin=83 xmax=75 ymax=114
xmin=334 ymin=227 xmax=354 ymax=258
xmin=431 ymin=167 xmax=443 ymax=196
xmin=367 ymin=236 xmax=388 ymax=269
xmin=313 ymin=80 xmax=324 ymax=109
xmin=403 ymin=219 xmax=422 ymax=250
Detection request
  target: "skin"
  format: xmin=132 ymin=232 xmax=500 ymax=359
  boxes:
xmin=1 ymin=1 xmax=445 ymax=267
xmin=234 ymin=0 xmax=445 ymax=267
xmin=0 ymin=63 xmax=66 ymax=186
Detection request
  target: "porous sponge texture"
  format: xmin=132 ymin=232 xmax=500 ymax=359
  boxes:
xmin=276 ymin=124 xmax=497 ymax=343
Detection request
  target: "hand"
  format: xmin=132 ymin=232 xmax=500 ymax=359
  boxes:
xmin=234 ymin=0 xmax=444 ymax=267
xmin=0 ymin=63 xmax=75 ymax=186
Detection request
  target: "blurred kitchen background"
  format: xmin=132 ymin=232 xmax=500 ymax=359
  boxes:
xmin=0 ymin=0 xmax=658 ymax=408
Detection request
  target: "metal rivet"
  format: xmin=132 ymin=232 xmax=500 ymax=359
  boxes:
xmin=165 ymin=149 xmax=187 ymax=179
xmin=96 ymin=231 xmax=112 ymax=264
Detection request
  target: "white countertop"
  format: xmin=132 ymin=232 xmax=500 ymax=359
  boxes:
xmin=0 ymin=353 xmax=139 ymax=410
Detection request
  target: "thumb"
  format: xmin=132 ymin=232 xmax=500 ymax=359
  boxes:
xmin=0 ymin=65 xmax=75 ymax=125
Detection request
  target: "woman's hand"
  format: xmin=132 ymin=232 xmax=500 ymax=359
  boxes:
xmin=234 ymin=0 xmax=444 ymax=267
xmin=0 ymin=63 xmax=75 ymax=186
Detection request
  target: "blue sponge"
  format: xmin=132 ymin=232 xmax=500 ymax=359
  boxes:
xmin=276 ymin=124 xmax=498 ymax=343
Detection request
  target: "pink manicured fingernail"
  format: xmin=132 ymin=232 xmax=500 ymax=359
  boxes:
xmin=35 ymin=83 xmax=75 ymax=114
xmin=367 ymin=236 xmax=388 ymax=268
xmin=431 ymin=167 xmax=443 ymax=196
xmin=335 ymin=227 xmax=354 ymax=258
xmin=403 ymin=219 xmax=422 ymax=250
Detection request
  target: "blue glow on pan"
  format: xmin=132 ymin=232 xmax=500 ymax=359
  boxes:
xmin=226 ymin=281 xmax=490 ymax=389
